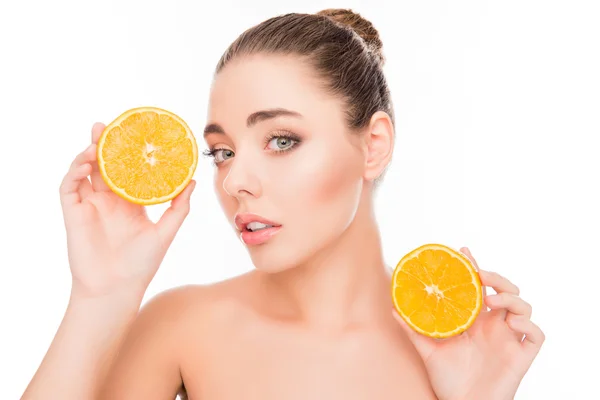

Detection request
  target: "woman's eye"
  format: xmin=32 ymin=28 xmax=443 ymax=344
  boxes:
xmin=214 ymin=149 xmax=235 ymax=163
xmin=266 ymin=136 xmax=297 ymax=151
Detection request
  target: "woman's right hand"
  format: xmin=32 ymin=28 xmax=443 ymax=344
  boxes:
xmin=59 ymin=122 xmax=196 ymax=299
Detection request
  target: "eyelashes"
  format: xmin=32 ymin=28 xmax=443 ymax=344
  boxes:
xmin=202 ymin=148 xmax=234 ymax=165
xmin=203 ymin=130 xmax=302 ymax=166
xmin=264 ymin=131 xmax=302 ymax=153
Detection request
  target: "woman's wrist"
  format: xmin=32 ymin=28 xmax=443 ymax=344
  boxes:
xmin=69 ymin=275 xmax=148 ymax=306
xmin=68 ymin=287 xmax=143 ymax=322
xmin=66 ymin=284 xmax=146 ymax=340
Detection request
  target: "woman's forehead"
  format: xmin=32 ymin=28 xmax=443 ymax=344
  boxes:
xmin=207 ymin=55 xmax=333 ymax=117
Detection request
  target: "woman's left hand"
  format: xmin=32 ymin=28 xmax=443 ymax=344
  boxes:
xmin=394 ymin=247 xmax=545 ymax=400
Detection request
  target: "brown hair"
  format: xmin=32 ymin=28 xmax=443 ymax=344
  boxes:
xmin=215 ymin=9 xmax=394 ymax=131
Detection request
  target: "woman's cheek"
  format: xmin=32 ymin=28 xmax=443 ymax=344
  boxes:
xmin=287 ymin=143 xmax=364 ymax=221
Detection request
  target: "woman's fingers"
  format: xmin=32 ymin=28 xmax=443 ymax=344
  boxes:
xmin=486 ymin=291 xmax=535 ymax=342
xmin=485 ymin=293 xmax=533 ymax=319
xmin=478 ymin=269 xmax=520 ymax=296
xmin=458 ymin=248 xmax=544 ymax=359
xmin=460 ymin=249 xmax=520 ymax=320
xmin=60 ymin=144 xmax=96 ymax=209
xmin=156 ymin=180 xmax=196 ymax=247
xmin=89 ymin=122 xmax=111 ymax=192
xmin=506 ymin=315 xmax=545 ymax=357
xmin=478 ymin=270 xmax=519 ymax=319
xmin=460 ymin=247 xmax=487 ymax=298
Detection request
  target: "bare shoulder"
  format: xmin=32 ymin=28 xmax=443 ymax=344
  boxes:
xmin=133 ymin=270 xmax=261 ymax=340
xmin=99 ymin=272 xmax=259 ymax=399
xmin=140 ymin=270 xmax=265 ymax=350
xmin=153 ymin=270 xmax=260 ymax=314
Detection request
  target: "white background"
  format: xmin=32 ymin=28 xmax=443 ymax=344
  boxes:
xmin=1 ymin=0 xmax=598 ymax=398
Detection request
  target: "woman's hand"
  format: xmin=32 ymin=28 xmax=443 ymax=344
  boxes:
xmin=21 ymin=122 xmax=195 ymax=399
xmin=59 ymin=122 xmax=196 ymax=299
xmin=394 ymin=247 xmax=545 ymax=400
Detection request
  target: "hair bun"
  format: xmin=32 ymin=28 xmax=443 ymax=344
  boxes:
xmin=317 ymin=8 xmax=384 ymax=65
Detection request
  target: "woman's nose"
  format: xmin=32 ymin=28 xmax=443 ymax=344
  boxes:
xmin=222 ymin=154 xmax=262 ymax=199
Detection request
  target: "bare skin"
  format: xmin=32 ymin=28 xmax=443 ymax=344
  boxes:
xmin=22 ymin=54 xmax=544 ymax=400
xmin=99 ymin=272 xmax=434 ymax=399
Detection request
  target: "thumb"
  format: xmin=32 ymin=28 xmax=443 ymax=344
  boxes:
xmin=392 ymin=309 xmax=437 ymax=361
xmin=156 ymin=180 xmax=196 ymax=246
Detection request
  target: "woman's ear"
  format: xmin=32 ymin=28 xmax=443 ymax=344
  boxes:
xmin=363 ymin=111 xmax=395 ymax=181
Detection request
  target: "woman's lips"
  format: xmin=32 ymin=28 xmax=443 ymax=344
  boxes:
xmin=234 ymin=213 xmax=282 ymax=246
xmin=240 ymin=226 xmax=282 ymax=245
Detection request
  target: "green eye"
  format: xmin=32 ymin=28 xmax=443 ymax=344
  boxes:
xmin=210 ymin=148 xmax=234 ymax=163
xmin=267 ymin=136 xmax=297 ymax=151
xmin=277 ymin=137 xmax=292 ymax=149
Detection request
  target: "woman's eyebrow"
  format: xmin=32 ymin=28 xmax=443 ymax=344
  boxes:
xmin=246 ymin=108 xmax=303 ymax=127
xmin=203 ymin=123 xmax=225 ymax=137
xmin=204 ymin=108 xmax=303 ymax=138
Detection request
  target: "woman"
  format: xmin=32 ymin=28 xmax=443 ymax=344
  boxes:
xmin=22 ymin=9 xmax=544 ymax=400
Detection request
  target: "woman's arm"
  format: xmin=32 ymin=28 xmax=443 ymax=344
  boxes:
xmin=22 ymin=286 xmax=189 ymax=400
xmin=22 ymin=288 xmax=144 ymax=399
xmin=22 ymin=121 xmax=196 ymax=399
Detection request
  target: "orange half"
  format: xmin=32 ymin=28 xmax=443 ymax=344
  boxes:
xmin=97 ymin=107 xmax=198 ymax=205
xmin=391 ymin=243 xmax=483 ymax=338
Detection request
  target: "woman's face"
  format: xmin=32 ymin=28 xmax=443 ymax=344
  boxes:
xmin=204 ymin=54 xmax=368 ymax=272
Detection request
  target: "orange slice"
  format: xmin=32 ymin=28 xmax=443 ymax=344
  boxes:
xmin=97 ymin=107 xmax=198 ymax=205
xmin=391 ymin=243 xmax=483 ymax=338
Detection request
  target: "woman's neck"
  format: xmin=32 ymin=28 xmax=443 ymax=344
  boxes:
xmin=261 ymin=197 xmax=392 ymax=331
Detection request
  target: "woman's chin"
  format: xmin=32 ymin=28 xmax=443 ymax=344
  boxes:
xmin=248 ymin=252 xmax=296 ymax=274
xmin=245 ymin=244 xmax=304 ymax=274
